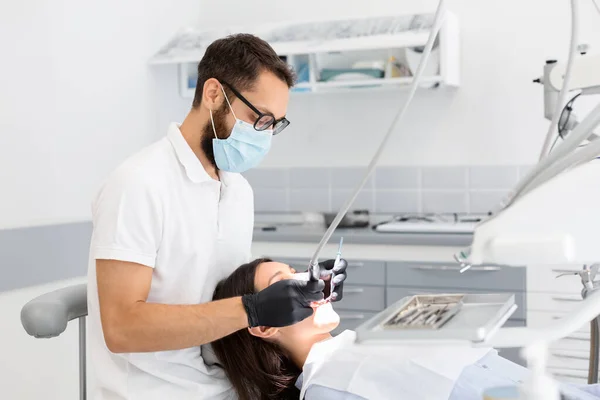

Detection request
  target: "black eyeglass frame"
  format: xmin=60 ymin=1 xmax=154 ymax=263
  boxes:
xmin=221 ymin=81 xmax=290 ymax=135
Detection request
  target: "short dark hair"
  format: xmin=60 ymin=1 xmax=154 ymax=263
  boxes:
xmin=192 ymin=34 xmax=295 ymax=108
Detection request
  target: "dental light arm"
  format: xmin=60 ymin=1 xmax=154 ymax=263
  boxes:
xmin=307 ymin=0 xmax=449 ymax=281
xmin=537 ymin=0 xmax=580 ymax=162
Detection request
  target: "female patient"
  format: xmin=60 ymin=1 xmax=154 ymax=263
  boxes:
xmin=211 ymin=258 xmax=600 ymax=400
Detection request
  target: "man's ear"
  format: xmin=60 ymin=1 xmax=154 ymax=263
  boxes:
xmin=248 ymin=326 xmax=279 ymax=339
xmin=202 ymin=78 xmax=224 ymax=111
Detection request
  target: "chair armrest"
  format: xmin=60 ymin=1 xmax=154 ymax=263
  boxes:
xmin=21 ymin=283 xmax=87 ymax=338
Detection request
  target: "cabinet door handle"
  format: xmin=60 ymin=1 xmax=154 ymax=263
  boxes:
xmin=564 ymin=335 xmax=589 ymax=342
xmin=347 ymin=262 xmax=365 ymax=268
xmin=410 ymin=265 xmax=501 ymax=272
xmin=552 ymin=269 xmax=579 ymax=274
xmin=551 ymin=353 xmax=589 ymax=361
xmin=339 ymin=313 xmax=366 ymax=320
xmin=552 ymin=372 xmax=587 ymax=379
xmin=552 ymin=296 xmax=582 ymax=302
xmin=344 ymin=288 xmax=365 ymax=294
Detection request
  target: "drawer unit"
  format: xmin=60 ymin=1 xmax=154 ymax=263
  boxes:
xmin=548 ymin=349 xmax=589 ymax=372
xmin=527 ymin=265 xmax=587 ymax=294
xmin=279 ymin=258 xmax=385 ymax=286
xmin=386 ymin=287 xmax=526 ymax=320
xmin=333 ymin=311 xmax=377 ymax=335
xmin=547 ymin=367 xmax=588 ymax=384
xmin=386 ymin=261 xmax=525 ymax=291
xmin=334 ymin=285 xmax=385 ymax=312
xmin=527 ymin=292 xmax=583 ymax=313
xmin=527 ymin=311 xmax=590 ymax=333
xmin=550 ymin=334 xmax=590 ymax=352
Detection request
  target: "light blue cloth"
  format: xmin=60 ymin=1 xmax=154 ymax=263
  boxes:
xmin=296 ymin=352 xmax=600 ymax=400
xmin=449 ymin=352 xmax=600 ymax=400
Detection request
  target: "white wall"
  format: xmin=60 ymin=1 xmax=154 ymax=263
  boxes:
xmin=179 ymin=0 xmax=600 ymax=168
xmin=0 ymin=0 xmax=193 ymax=230
xmin=3 ymin=0 xmax=600 ymax=229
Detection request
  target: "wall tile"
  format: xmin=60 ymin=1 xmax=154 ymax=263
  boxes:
xmin=422 ymin=191 xmax=468 ymax=213
xmin=421 ymin=167 xmax=468 ymax=189
xmin=243 ymin=168 xmax=288 ymax=188
xmin=289 ymin=189 xmax=330 ymax=212
xmin=253 ymin=189 xmax=289 ymax=212
xmin=468 ymin=166 xmax=519 ymax=189
xmin=330 ymin=167 xmax=374 ymax=190
xmin=289 ymin=167 xmax=330 ymax=189
xmin=331 ymin=189 xmax=374 ymax=211
xmin=375 ymin=167 xmax=420 ymax=189
xmin=375 ymin=190 xmax=420 ymax=213
xmin=469 ymin=190 xmax=507 ymax=214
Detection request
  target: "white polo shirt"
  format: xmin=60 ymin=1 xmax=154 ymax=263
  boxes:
xmin=87 ymin=123 xmax=254 ymax=400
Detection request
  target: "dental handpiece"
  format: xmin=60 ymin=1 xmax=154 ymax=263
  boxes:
xmin=328 ymin=238 xmax=344 ymax=300
xmin=305 ymin=0 xmax=448 ymax=277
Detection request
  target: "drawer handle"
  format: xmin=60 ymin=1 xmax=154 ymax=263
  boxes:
xmin=344 ymin=288 xmax=365 ymax=294
xmin=339 ymin=313 xmax=366 ymax=320
xmin=552 ymin=269 xmax=579 ymax=274
xmin=410 ymin=265 xmax=502 ymax=272
xmin=552 ymin=353 xmax=589 ymax=361
xmin=552 ymin=296 xmax=582 ymax=302
xmin=552 ymin=372 xmax=587 ymax=379
xmin=347 ymin=262 xmax=365 ymax=268
xmin=564 ymin=335 xmax=589 ymax=342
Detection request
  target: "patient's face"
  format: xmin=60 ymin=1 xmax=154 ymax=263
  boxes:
xmin=254 ymin=261 xmax=340 ymax=336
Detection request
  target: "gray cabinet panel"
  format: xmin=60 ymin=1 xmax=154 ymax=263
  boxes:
xmin=335 ymin=285 xmax=385 ymax=312
xmin=386 ymin=287 xmax=526 ymax=320
xmin=386 ymin=261 xmax=526 ymax=291
xmin=278 ymin=258 xmax=385 ymax=286
xmin=498 ymin=320 xmax=527 ymax=366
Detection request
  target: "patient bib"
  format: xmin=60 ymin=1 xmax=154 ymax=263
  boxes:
xmin=300 ymin=330 xmax=493 ymax=400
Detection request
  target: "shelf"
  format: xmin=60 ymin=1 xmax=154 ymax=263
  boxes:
xmin=293 ymin=75 xmax=443 ymax=91
xmin=159 ymin=11 xmax=460 ymax=97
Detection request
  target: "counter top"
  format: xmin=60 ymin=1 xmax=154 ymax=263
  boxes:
xmin=252 ymin=225 xmax=474 ymax=247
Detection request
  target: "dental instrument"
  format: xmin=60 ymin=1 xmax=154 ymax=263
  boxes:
xmin=307 ymin=0 xmax=448 ymax=282
xmin=326 ymin=237 xmax=344 ymax=301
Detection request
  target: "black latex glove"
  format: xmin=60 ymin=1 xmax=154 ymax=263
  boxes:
xmin=242 ymin=279 xmax=325 ymax=328
xmin=318 ymin=258 xmax=348 ymax=302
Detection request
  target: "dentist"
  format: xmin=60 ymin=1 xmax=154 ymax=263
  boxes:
xmin=87 ymin=34 xmax=347 ymax=400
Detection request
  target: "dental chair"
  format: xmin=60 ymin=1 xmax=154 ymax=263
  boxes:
xmin=21 ymin=284 xmax=88 ymax=400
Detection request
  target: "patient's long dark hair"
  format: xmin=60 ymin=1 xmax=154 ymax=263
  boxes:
xmin=211 ymin=258 xmax=301 ymax=400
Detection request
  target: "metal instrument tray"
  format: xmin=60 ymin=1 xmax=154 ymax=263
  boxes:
xmin=355 ymin=293 xmax=516 ymax=344
xmin=380 ymin=294 xmax=465 ymax=330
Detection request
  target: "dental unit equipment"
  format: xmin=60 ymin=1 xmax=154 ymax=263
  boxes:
xmin=307 ymin=0 xmax=449 ymax=282
xmin=352 ymin=0 xmax=600 ymax=398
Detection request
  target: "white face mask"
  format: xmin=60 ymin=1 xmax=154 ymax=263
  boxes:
xmin=210 ymin=85 xmax=273 ymax=173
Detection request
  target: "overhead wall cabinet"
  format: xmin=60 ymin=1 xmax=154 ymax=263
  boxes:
xmin=150 ymin=12 xmax=460 ymax=97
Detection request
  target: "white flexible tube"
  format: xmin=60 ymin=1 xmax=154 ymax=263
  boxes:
xmin=538 ymin=0 xmax=580 ymax=161
xmin=307 ymin=0 xmax=448 ymax=279
xmin=519 ymin=101 xmax=600 ymax=198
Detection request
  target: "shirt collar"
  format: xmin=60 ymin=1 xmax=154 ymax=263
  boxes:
xmin=167 ymin=123 xmax=212 ymax=184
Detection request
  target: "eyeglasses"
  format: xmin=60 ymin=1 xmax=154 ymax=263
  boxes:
xmin=221 ymin=81 xmax=290 ymax=135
